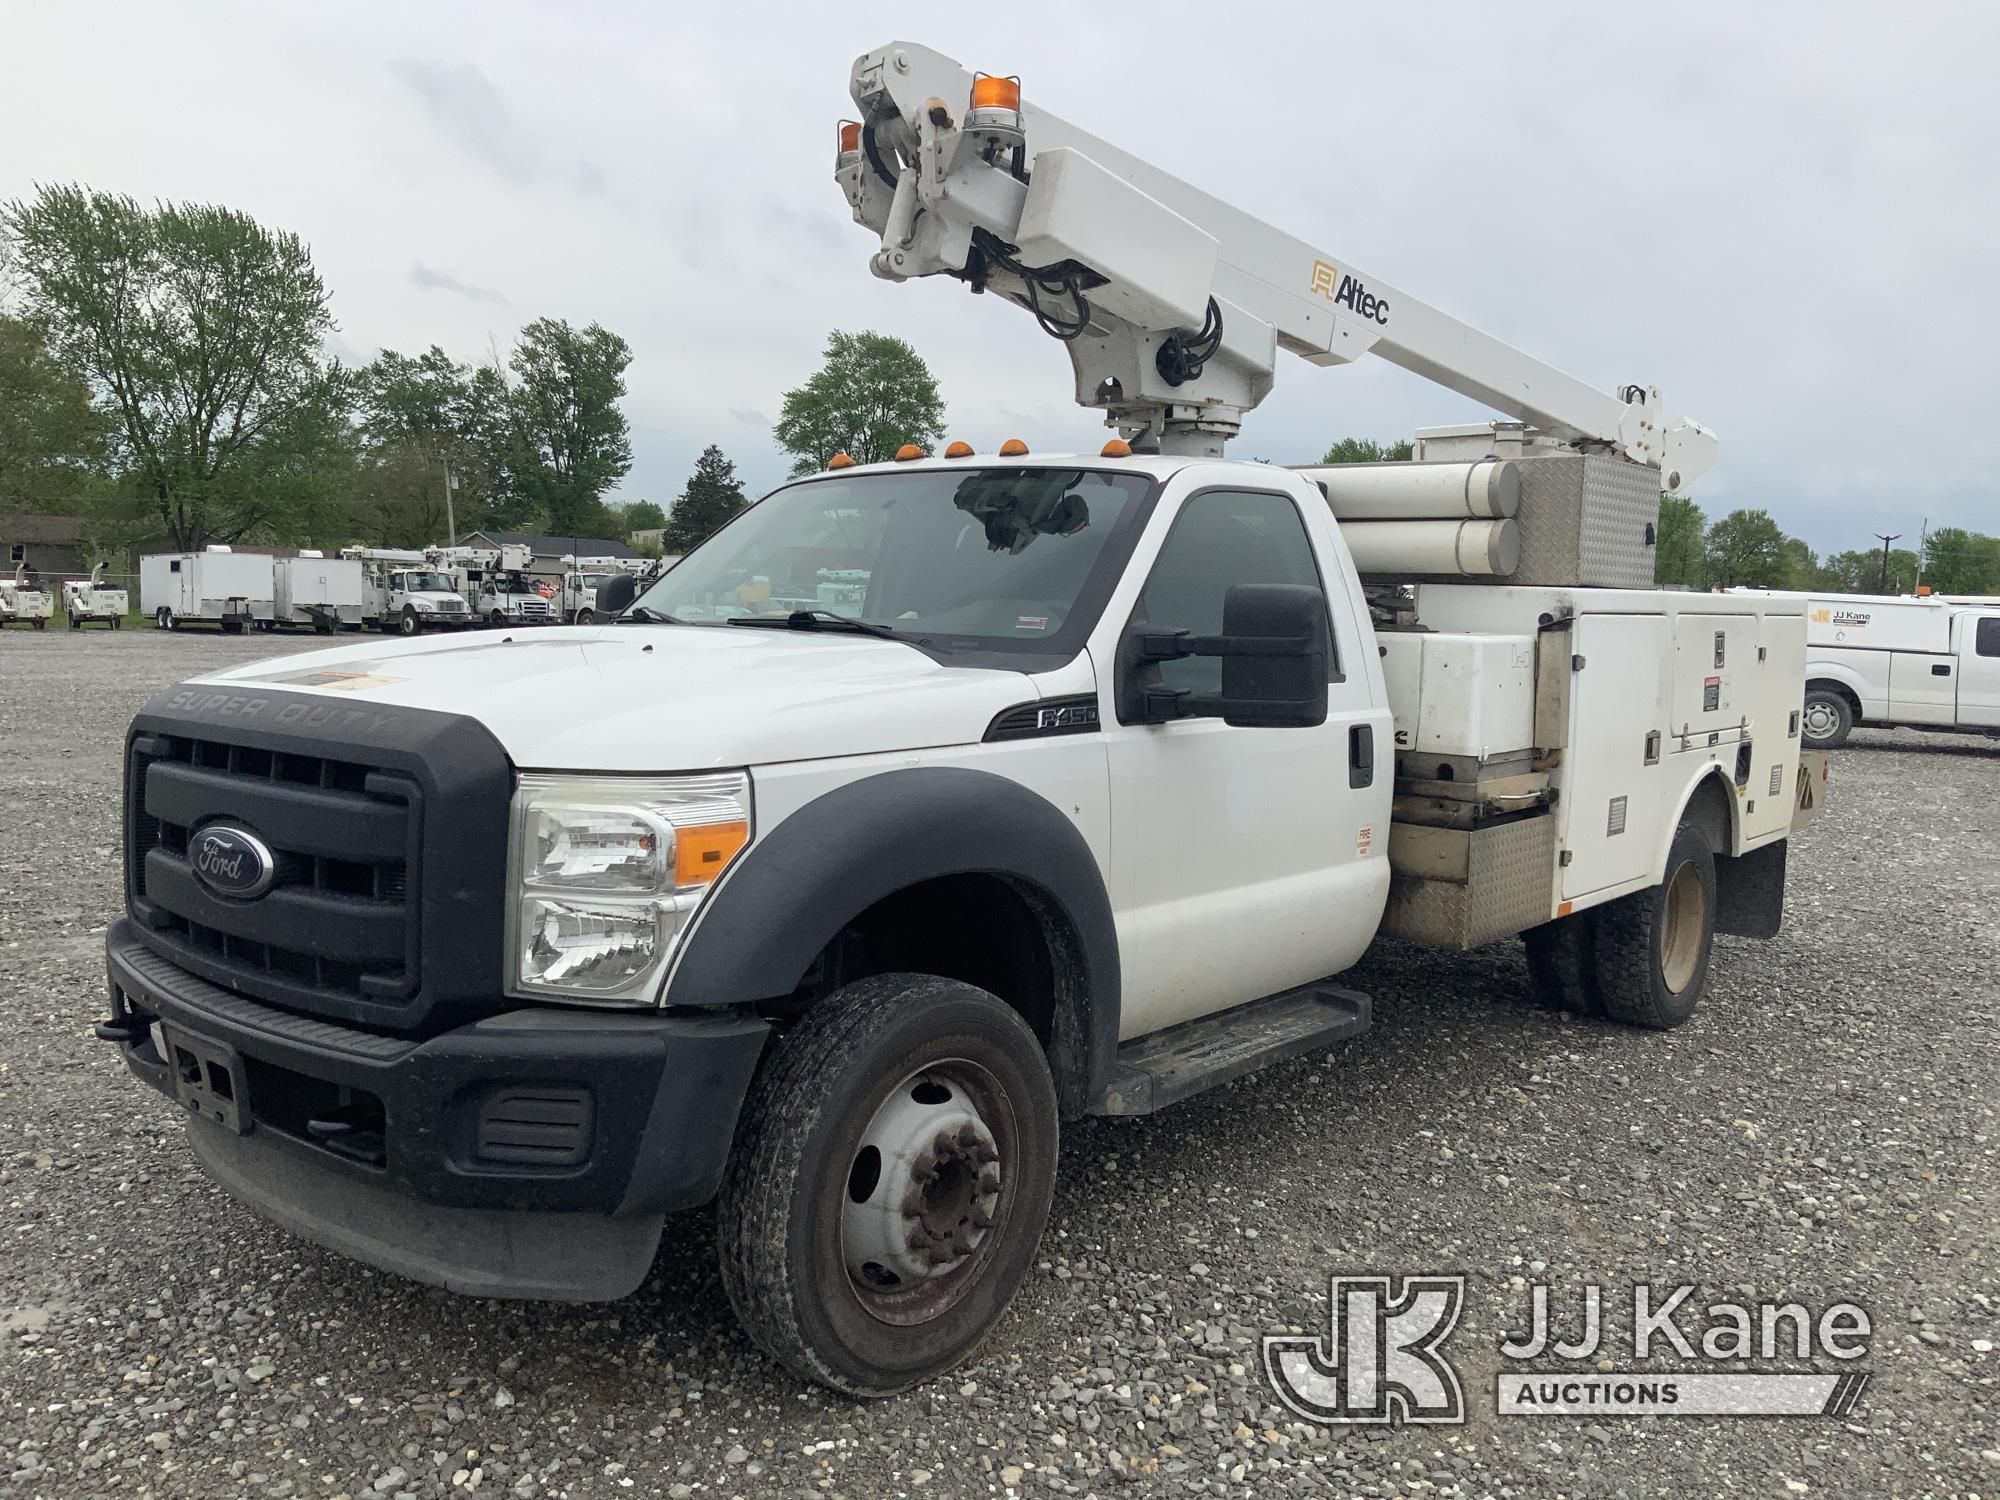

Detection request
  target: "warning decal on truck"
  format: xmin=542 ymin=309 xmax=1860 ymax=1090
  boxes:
xmin=1703 ymin=675 xmax=1721 ymax=713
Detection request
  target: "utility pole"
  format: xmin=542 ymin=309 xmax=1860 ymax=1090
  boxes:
xmin=1874 ymin=532 xmax=1901 ymax=594
xmin=443 ymin=465 xmax=459 ymax=548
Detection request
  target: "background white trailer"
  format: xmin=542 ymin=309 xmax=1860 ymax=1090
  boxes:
xmin=139 ymin=549 xmax=276 ymax=632
xmin=273 ymin=553 xmax=366 ymax=633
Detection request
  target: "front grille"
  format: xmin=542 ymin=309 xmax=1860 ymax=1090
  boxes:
xmin=516 ymin=598 xmax=552 ymax=617
xmin=128 ymin=732 xmax=421 ymax=1015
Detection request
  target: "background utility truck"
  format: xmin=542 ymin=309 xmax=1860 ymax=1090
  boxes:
xmin=98 ymin=42 xmax=1819 ymax=1398
xmin=1787 ymin=591 xmax=2000 ymax=746
xmin=62 ymin=563 xmax=129 ymax=628
xmin=341 ymin=548 xmax=475 ymax=636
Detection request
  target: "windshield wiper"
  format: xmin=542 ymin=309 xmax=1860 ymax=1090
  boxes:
xmin=726 ymin=609 xmax=901 ymax=640
xmin=619 ymin=605 xmax=680 ymax=624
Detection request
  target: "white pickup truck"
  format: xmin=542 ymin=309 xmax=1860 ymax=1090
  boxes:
xmin=95 ymin=42 xmax=1820 ymax=1398
xmin=1791 ymin=591 xmax=2000 ymax=747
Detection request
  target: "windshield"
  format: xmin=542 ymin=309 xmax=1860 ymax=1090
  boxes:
xmin=627 ymin=466 xmax=1153 ymax=651
xmin=398 ymin=571 xmax=456 ymax=592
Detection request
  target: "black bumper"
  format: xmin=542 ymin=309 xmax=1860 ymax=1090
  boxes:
xmin=105 ymin=919 xmax=769 ymax=1300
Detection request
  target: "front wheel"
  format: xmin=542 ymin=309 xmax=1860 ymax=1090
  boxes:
xmin=574 ymin=608 xmax=595 ymax=626
xmin=717 ymin=973 xmax=1059 ymax=1396
xmin=399 ymin=606 xmax=423 ymax=637
xmin=1800 ymin=688 xmax=1852 ymax=750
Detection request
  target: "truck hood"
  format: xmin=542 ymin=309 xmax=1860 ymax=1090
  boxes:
xmin=193 ymin=624 xmax=1045 ymax=770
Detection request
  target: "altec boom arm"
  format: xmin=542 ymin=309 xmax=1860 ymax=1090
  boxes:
xmin=839 ymin=42 xmax=1716 ymax=486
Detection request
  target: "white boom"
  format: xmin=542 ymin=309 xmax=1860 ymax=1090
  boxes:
xmin=839 ymin=42 xmax=1716 ymax=487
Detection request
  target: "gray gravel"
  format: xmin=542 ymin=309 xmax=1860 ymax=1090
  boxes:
xmin=1 ymin=626 xmax=1995 ymax=1499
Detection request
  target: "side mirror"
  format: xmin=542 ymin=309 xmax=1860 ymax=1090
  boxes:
xmin=597 ymin=574 xmax=639 ymax=616
xmin=1120 ymin=582 xmax=1329 ymax=728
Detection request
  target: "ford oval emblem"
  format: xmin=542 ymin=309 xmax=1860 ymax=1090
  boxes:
xmin=189 ymin=824 xmax=277 ymax=900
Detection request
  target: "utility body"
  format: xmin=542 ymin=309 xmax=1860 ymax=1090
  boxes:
xmin=1779 ymin=591 xmax=2000 ymax=747
xmin=99 ymin=42 xmax=1816 ymax=1397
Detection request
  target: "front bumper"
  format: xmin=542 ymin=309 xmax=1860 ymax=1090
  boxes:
xmin=105 ymin=919 xmax=769 ymax=1299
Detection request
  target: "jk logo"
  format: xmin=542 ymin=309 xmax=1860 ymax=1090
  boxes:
xmin=1263 ymin=1275 xmax=1466 ymax=1425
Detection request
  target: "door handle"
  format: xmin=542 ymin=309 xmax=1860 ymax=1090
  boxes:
xmin=1931 ymin=663 xmax=1952 ymax=676
xmin=1349 ymin=724 xmax=1375 ymax=789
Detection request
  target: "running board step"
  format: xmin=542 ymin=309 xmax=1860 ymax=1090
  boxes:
xmin=1093 ymin=982 xmax=1371 ymax=1116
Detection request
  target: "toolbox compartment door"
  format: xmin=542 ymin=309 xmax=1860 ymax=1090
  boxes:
xmin=1559 ymin=613 xmax=1670 ymax=902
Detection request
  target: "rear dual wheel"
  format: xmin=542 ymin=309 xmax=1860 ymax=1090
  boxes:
xmin=1524 ymin=821 xmax=1717 ymax=1030
xmin=718 ymin=973 xmax=1059 ymax=1396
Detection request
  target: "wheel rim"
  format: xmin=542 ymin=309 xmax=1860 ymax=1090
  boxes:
xmin=1660 ymin=860 xmax=1709 ymax=994
xmin=1802 ymin=700 xmax=1839 ymax=739
xmin=838 ymin=1061 xmax=1008 ymax=1327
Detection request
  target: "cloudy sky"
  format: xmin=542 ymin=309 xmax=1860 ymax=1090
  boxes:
xmin=5 ymin=1 xmax=1995 ymax=552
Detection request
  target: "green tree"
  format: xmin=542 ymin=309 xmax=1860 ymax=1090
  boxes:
xmin=1777 ymin=535 xmax=1820 ymax=591
xmin=1318 ymin=436 xmax=1413 ymax=464
xmin=504 ymin=318 xmax=634 ymax=537
xmin=1921 ymin=527 xmax=2000 ymax=595
xmin=775 ymin=330 xmax=946 ymax=474
xmin=355 ymin=345 xmax=510 ymax=539
xmin=1653 ymin=493 xmax=1707 ymax=587
xmin=1822 ymin=545 xmax=1919 ymax=593
xmin=1703 ymin=508 xmax=1787 ymax=588
xmin=621 ymin=499 xmax=667 ymax=533
xmin=0 ymin=315 xmax=108 ymax=513
xmin=2 ymin=185 xmax=339 ymax=548
xmin=662 ymin=445 xmax=749 ymax=553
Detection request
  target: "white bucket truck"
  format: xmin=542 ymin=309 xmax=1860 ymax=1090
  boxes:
xmin=341 ymin=548 xmax=475 ymax=636
xmin=61 ymin=563 xmax=129 ymax=629
xmin=1790 ymin=592 xmax=2000 ymax=746
xmin=98 ymin=43 xmax=1820 ymax=1399
xmin=139 ymin=547 xmax=276 ymax=632
xmin=439 ymin=543 xmax=556 ymax=626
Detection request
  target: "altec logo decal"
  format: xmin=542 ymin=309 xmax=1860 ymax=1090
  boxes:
xmin=1310 ymin=259 xmax=1390 ymax=325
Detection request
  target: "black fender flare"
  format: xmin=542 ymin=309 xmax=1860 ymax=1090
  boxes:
xmin=663 ymin=766 xmax=1120 ymax=1114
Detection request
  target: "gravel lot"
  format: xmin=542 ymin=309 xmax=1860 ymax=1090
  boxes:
xmin=1 ymin=627 xmax=1994 ymax=1500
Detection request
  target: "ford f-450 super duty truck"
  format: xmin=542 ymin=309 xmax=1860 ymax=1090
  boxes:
xmin=98 ymin=43 xmax=1820 ymax=1396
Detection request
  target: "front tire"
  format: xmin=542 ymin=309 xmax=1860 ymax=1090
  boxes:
xmin=1800 ymin=688 xmax=1852 ymax=750
xmin=399 ymin=606 xmax=423 ymax=637
xmin=575 ymin=608 xmax=595 ymax=626
xmin=1591 ymin=823 xmax=1717 ymax=1030
xmin=717 ymin=973 xmax=1059 ymax=1396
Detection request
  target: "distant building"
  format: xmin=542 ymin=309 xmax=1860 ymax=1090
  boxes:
xmin=629 ymin=528 xmax=667 ymax=552
xmin=3 ymin=513 xmax=91 ymax=581
xmin=460 ymin=529 xmax=636 ymax=572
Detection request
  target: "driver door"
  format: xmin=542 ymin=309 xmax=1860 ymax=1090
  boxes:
xmin=1098 ymin=486 xmax=1388 ymax=1038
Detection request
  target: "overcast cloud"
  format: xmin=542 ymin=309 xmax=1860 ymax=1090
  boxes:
xmin=5 ymin=0 xmax=1995 ymax=550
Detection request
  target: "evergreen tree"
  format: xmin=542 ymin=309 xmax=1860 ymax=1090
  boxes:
xmin=661 ymin=445 xmax=749 ymax=553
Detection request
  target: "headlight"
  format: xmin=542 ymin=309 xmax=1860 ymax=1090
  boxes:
xmin=414 ymin=598 xmax=435 ymax=612
xmin=506 ymin=773 xmax=751 ymax=1004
